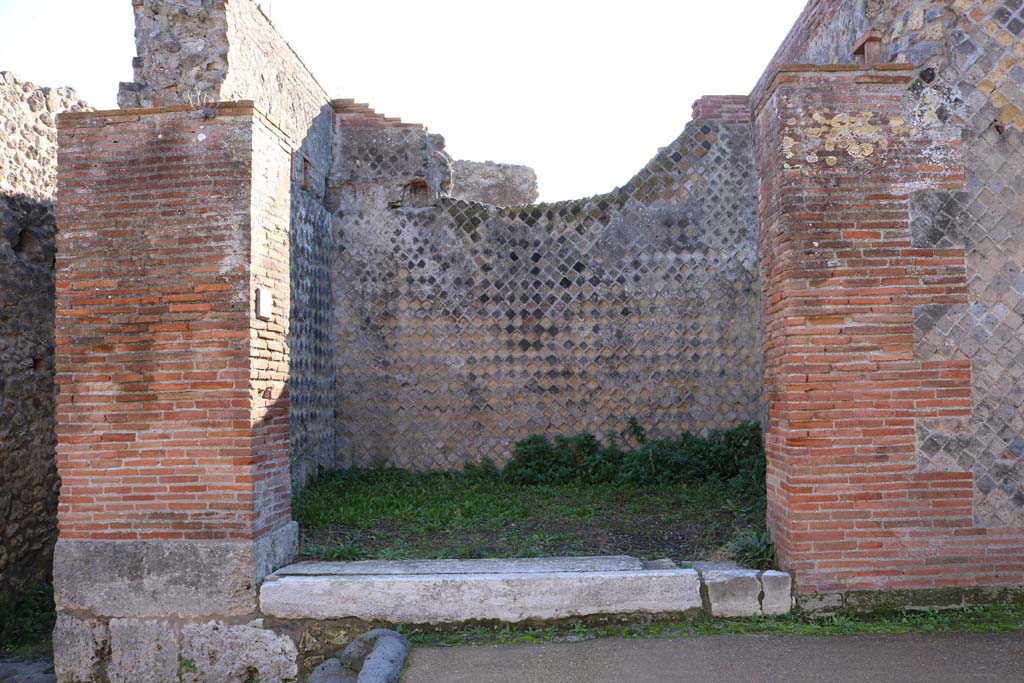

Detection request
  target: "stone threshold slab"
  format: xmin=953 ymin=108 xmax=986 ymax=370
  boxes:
xmin=260 ymin=557 xmax=794 ymax=624
xmin=260 ymin=568 xmax=703 ymax=623
xmin=275 ymin=556 xmax=645 ymax=576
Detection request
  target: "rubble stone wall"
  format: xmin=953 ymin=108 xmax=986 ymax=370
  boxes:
xmin=451 ymin=160 xmax=539 ymax=206
xmin=0 ymin=72 xmax=88 ymax=599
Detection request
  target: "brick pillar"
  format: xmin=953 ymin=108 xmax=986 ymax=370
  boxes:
xmin=755 ymin=65 xmax=1024 ymax=601
xmin=52 ymin=103 xmax=299 ymax=680
xmin=691 ymin=95 xmax=752 ymax=124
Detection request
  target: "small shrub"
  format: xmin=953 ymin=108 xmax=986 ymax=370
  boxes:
xmin=503 ymin=421 xmax=765 ymax=492
xmin=503 ymin=433 xmax=602 ymax=485
xmin=178 ymin=657 xmax=199 ymax=675
xmin=581 ymin=442 xmax=623 ymax=484
xmin=730 ymin=530 xmax=776 ymax=570
xmin=463 ymin=458 xmax=501 ymax=482
xmin=0 ymin=583 xmax=55 ymax=655
xmin=502 ymin=435 xmax=555 ymax=485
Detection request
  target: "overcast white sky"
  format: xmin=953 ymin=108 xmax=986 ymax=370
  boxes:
xmin=0 ymin=0 xmax=808 ymax=200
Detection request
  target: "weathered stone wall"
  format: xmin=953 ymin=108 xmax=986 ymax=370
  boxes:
xmin=119 ymin=0 xmax=338 ymax=486
xmin=331 ymin=104 xmax=762 ymax=469
xmin=0 ymin=72 xmax=88 ymax=599
xmin=116 ymin=0 xmax=229 ymax=110
xmin=451 ymin=159 xmax=539 ymax=206
xmin=115 ymin=0 xmax=768 ymax=476
xmin=802 ymin=0 xmax=875 ymax=64
xmin=327 ymin=104 xmax=453 ymax=470
xmin=115 ymin=0 xmax=333 ymax=178
xmin=288 ymin=158 xmax=335 ymax=487
xmin=0 ymin=195 xmax=59 ymax=601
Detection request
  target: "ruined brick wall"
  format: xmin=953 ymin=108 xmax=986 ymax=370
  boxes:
xmin=52 ymin=105 xmax=301 ymax=682
xmin=756 ymin=65 xmax=984 ymax=592
xmin=451 ymin=160 xmax=539 ymax=206
xmin=756 ymin=0 xmax=1024 ymax=595
xmin=119 ymin=0 xmax=337 ymax=485
xmin=30 ymin=12 xmax=1023 ymax=666
xmin=331 ymin=102 xmax=762 ymax=469
xmin=0 ymin=73 xmax=88 ymax=599
xmin=55 ymin=106 xmax=262 ymax=541
xmin=249 ymin=111 xmax=295 ymax=536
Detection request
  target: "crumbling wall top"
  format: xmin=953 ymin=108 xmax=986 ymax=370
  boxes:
xmin=118 ymin=0 xmax=332 ymax=163
xmin=1 ymin=71 xmax=90 ymax=201
xmin=450 ymin=160 xmax=539 ymax=207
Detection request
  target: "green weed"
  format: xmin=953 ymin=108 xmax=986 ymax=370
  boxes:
xmin=0 ymin=583 xmax=56 ymax=657
xmin=729 ymin=530 xmax=776 ymax=570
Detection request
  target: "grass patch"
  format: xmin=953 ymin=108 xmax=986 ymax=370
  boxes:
xmin=402 ymin=605 xmax=1024 ymax=647
xmin=294 ymin=424 xmax=767 ymax=565
xmin=0 ymin=584 xmax=55 ymax=659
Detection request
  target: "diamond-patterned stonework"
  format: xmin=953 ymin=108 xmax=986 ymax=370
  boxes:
xmin=331 ymin=119 xmax=761 ymax=469
xmin=289 ymin=179 xmax=335 ymax=487
xmin=895 ymin=0 xmax=1024 ymax=526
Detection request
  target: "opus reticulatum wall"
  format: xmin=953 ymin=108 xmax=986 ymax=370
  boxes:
xmin=329 ymin=99 xmax=762 ymax=469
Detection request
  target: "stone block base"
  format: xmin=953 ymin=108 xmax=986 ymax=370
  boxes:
xmin=702 ymin=569 xmax=793 ymax=617
xmin=53 ymin=523 xmax=298 ymax=618
xmin=52 ymin=524 xmax=299 ymax=682
xmin=797 ymin=585 xmax=1024 ymax=616
xmin=53 ymin=614 xmax=299 ymax=683
xmin=51 ymin=553 xmax=795 ymax=681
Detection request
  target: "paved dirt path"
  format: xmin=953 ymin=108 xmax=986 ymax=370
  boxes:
xmin=0 ymin=659 xmax=54 ymax=683
xmin=402 ymin=632 xmax=1024 ymax=683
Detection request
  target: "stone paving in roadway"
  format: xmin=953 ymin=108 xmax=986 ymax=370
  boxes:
xmin=0 ymin=659 xmax=53 ymax=683
xmin=402 ymin=632 xmax=1024 ymax=683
